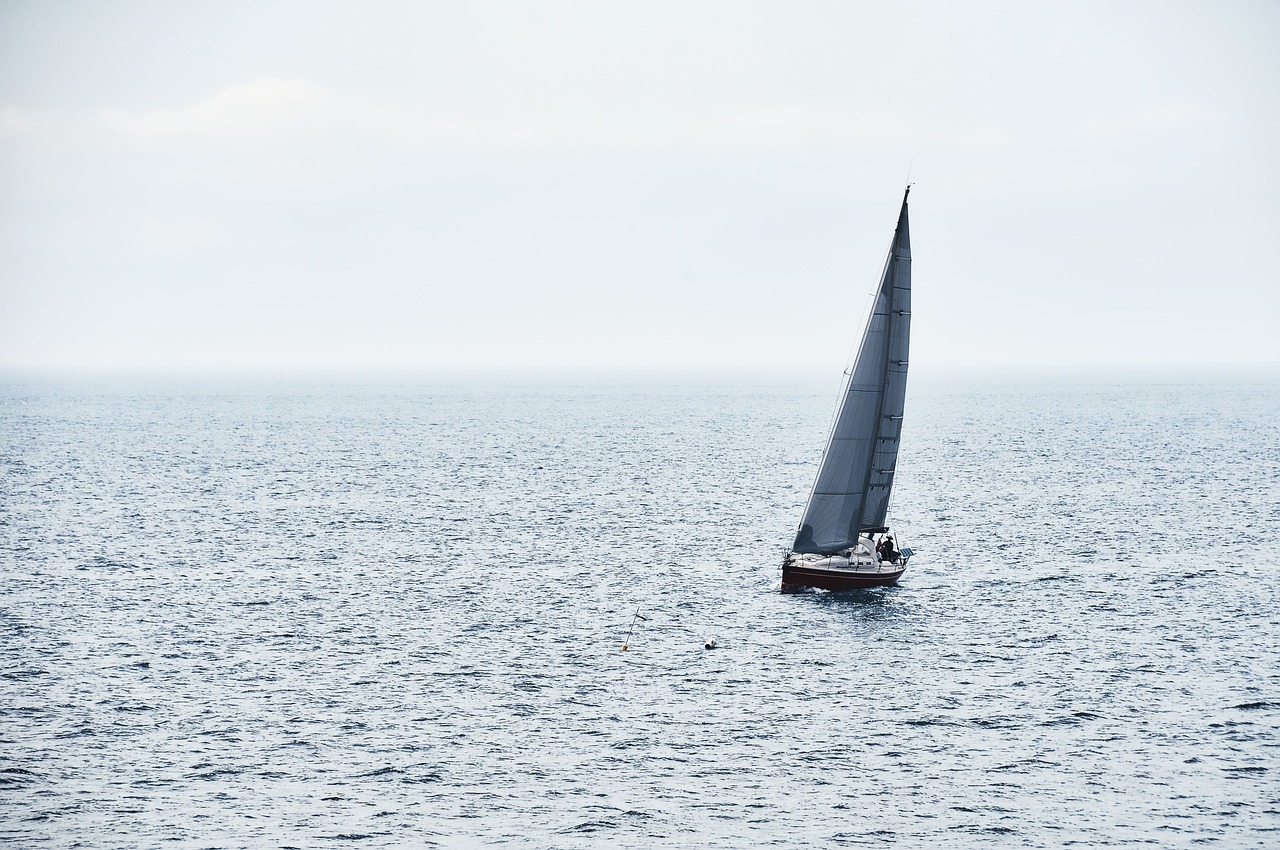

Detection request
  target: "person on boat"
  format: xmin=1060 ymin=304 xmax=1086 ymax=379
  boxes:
xmin=877 ymin=535 xmax=899 ymax=564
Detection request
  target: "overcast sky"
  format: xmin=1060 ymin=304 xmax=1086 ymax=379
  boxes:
xmin=2 ymin=0 xmax=1277 ymax=372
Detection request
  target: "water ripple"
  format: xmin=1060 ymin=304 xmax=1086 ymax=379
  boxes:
xmin=1 ymin=372 xmax=1278 ymax=848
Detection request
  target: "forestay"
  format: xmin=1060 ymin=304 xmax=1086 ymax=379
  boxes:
xmin=793 ymin=189 xmax=912 ymax=555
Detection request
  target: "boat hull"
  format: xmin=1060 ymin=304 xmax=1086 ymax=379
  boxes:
xmin=781 ymin=562 xmax=906 ymax=592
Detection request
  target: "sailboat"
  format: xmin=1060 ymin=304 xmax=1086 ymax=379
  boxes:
xmin=783 ymin=187 xmax=916 ymax=592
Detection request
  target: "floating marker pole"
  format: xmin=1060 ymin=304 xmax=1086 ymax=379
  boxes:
xmin=621 ymin=609 xmax=647 ymax=651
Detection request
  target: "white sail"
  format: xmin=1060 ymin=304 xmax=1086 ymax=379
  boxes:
xmin=793 ymin=189 xmax=912 ymax=555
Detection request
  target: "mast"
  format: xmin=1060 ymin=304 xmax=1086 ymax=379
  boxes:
xmin=792 ymin=188 xmax=912 ymax=554
xmin=855 ymin=185 xmax=910 ymax=533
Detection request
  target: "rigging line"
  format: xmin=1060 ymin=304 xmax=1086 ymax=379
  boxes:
xmin=800 ymin=238 xmax=894 ymax=536
xmin=856 ymin=211 xmax=907 ymax=534
xmin=825 ymin=283 xmax=876 ymax=437
xmin=816 ymin=272 xmax=879 ymax=482
xmin=841 ymin=286 xmax=877 ymax=376
xmin=839 ymin=200 xmax=897 ymax=378
xmin=803 ymin=263 xmax=874 ymax=519
xmin=836 ymin=241 xmax=893 ymax=392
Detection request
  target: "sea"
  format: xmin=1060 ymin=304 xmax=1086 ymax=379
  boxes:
xmin=2 ymin=368 xmax=1278 ymax=848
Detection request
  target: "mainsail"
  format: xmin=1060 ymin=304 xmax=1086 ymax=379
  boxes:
xmin=793 ymin=188 xmax=912 ymax=555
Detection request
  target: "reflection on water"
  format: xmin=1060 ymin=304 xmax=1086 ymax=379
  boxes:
xmin=800 ymin=586 xmax=907 ymax=619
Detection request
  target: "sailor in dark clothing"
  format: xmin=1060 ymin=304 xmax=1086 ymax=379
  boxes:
xmin=877 ymin=535 xmax=899 ymax=564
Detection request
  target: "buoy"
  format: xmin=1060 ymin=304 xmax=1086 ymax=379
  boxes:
xmin=704 ymin=638 xmax=718 ymax=650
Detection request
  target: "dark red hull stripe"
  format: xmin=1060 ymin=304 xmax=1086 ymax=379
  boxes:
xmin=782 ymin=566 xmax=905 ymax=591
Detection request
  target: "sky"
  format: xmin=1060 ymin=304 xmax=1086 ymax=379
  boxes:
xmin=1 ymin=0 xmax=1277 ymax=372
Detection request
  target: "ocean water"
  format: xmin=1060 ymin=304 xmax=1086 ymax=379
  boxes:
xmin=2 ymin=369 xmax=1278 ymax=848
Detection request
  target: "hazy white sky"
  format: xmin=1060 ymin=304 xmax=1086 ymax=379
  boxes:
xmin=2 ymin=0 xmax=1277 ymax=371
